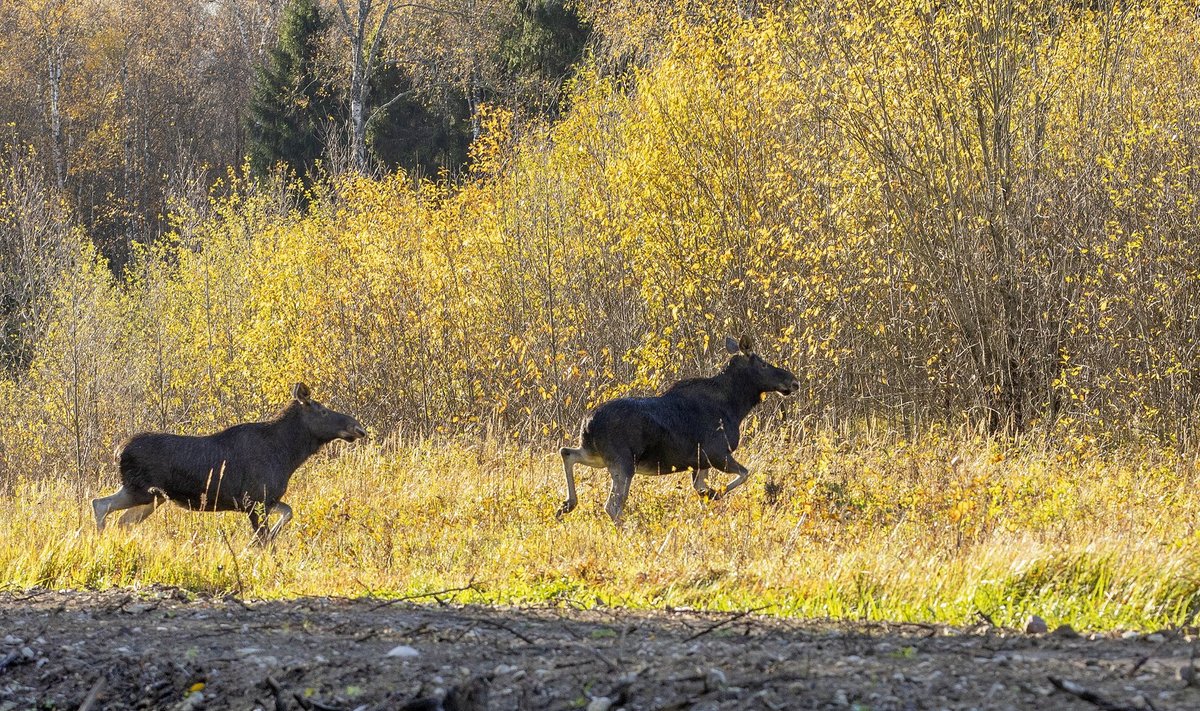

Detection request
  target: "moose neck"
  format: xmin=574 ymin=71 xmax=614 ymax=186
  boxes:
xmin=713 ymin=363 xmax=768 ymax=423
xmin=271 ymin=404 xmax=326 ymax=472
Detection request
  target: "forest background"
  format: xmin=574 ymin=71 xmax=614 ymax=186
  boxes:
xmin=2 ymin=0 xmax=1200 ymax=629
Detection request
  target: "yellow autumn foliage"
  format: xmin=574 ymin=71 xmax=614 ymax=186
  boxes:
xmin=2 ymin=0 xmax=1199 ymax=475
xmin=0 ymin=0 xmax=1198 ymax=626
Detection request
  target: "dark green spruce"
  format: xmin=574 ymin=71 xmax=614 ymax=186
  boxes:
xmin=245 ymin=0 xmax=336 ymax=181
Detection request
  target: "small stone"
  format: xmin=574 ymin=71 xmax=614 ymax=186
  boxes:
xmin=833 ymin=689 xmax=850 ymax=707
xmin=494 ymin=664 xmax=518 ymax=675
xmin=1121 ymin=631 xmax=1140 ymax=640
xmin=1146 ymin=633 xmax=1166 ymax=643
xmin=586 ymin=697 xmax=613 ymax=711
xmin=386 ymin=645 xmax=420 ymax=658
xmin=1024 ymin=615 xmax=1048 ymax=634
xmin=705 ymin=668 xmax=728 ymax=690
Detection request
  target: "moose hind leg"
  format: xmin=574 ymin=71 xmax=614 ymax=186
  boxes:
xmin=557 ymin=447 xmax=586 ymax=518
xmin=116 ymin=492 xmax=166 ymax=527
xmin=604 ymin=458 xmax=635 ymax=523
xmin=92 ymin=486 xmax=156 ymax=532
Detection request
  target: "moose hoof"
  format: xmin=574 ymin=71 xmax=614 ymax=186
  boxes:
xmin=698 ymin=489 xmax=722 ymax=502
xmin=555 ymin=501 xmax=576 ymax=519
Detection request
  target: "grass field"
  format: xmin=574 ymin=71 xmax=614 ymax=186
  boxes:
xmin=4 ymin=429 xmax=1199 ymax=633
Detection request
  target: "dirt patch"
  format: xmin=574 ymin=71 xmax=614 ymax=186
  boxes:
xmin=0 ymin=588 xmax=1196 ymax=710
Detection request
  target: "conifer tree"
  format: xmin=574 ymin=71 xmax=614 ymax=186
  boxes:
xmin=246 ymin=0 xmax=335 ymax=180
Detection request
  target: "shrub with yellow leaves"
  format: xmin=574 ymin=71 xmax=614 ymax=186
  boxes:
xmin=0 ymin=0 xmax=1199 ymax=630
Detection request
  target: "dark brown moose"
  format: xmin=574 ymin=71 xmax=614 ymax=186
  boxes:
xmin=558 ymin=335 xmax=799 ymax=522
xmin=92 ymin=382 xmax=366 ymax=544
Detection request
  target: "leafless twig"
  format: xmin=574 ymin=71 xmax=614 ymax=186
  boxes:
xmin=219 ymin=529 xmax=245 ymax=599
xmin=1047 ymin=676 xmax=1138 ymax=711
xmin=77 ymin=676 xmax=105 ymax=711
xmin=682 ymin=606 xmax=769 ymax=643
xmin=466 ymin=616 xmax=534 ymax=644
xmin=369 ymin=580 xmax=479 ymax=610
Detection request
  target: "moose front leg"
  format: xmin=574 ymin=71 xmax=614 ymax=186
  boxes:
xmin=247 ymin=505 xmax=270 ymax=546
xmin=692 ymin=468 xmax=718 ymax=500
xmin=709 ymin=454 xmax=751 ymax=499
xmin=266 ymin=502 xmax=293 ymax=542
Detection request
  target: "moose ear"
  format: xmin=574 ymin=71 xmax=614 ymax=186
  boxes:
xmin=292 ymin=382 xmax=312 ymax=405
xmin=738 ymin=335 xmax=755 ymax=353
xmin=724 ymin=335 xmax=740 ymax=354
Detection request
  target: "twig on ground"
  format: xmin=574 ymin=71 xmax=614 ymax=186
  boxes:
xmin=653 ymin=699 xmax=697 ymax=711
xmin=352 ymin=576 xmax=378 ymax=600
xmin=1125 ymin=656 xmax=1150 ymax=678
xmin=218 ymin=529 xmax=245 ymax=598
xmin=582 ymin=644 xmax=620 ymax=672
xmin=77 ymin=676 xmax=105 ymax=711
xmin=103 ymin=595 xmax=134 ymax=614
xmin=294 ymin=691 xmax=345 ymax=711
xmin=682 ymin=607 xmax=769 ymax=643
xmin=264 ymin=675 xmax=294 ymax=710
xmin=1047 ymin=676 xmax=1138 ymax=711
xmin=10 ymin=587 xmax=50 ymax=602
xmin=369 ymin=581 xmax=479 ymax=610
xmin=467 ymin=616 xmax=535 ymax=644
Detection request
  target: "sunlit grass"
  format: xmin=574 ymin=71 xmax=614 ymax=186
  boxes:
xmin=3 ymin=431 xmax=1199 ymax=632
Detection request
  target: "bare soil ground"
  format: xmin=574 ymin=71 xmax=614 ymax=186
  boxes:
xmin=0 ymin=588 xmax=1197 ymax=710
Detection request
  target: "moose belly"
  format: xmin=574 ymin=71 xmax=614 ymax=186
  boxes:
xmin=166 ymin=489 xmax=264 ymax=512
xmin=634 ymin=443 xmax=708 ymax=474
xmin=634 ymin=460 xmax=691 ymax=476
xmin=636 ymin=438 xmax=737 ymax=474
xmin=158 ymin=465 xmax=280 ymax=512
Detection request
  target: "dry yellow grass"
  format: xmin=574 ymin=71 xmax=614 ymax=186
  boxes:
xmin=4 ymin=431 xmax=1198 ymax=632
